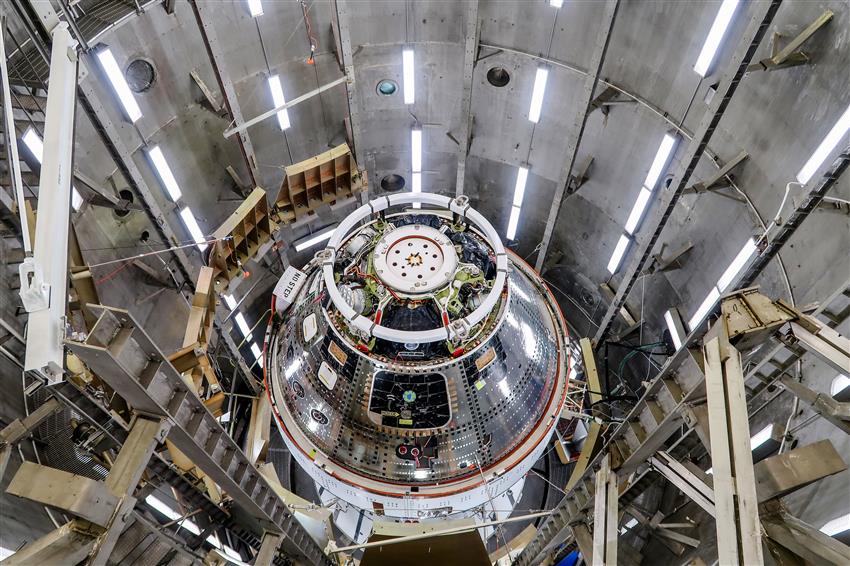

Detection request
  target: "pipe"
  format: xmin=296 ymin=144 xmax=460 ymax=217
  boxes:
xmin=223 ymin=75 xmax=347 ymax=138
xmin=0 ymin=21 xmax=32 ymax=255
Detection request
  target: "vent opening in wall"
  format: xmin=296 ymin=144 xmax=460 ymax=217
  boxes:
xmin=114 ymin=189 xmax=134 ymax=218
xmin=487 ymin=67 xmax=511 ymax=87
xmin=377 ymin=79 xmax=398 ymax=96
xmin=380 ymin=174 xmax=406 ymax=192
xmin=125 ymin=59 xmax=156 ymax=93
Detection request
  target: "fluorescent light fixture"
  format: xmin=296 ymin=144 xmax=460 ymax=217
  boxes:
xmin=145 ymin=495 xmax=201 ymax=535
xmin=0 ymin=548 xmax=14 ymax=561
xmin=832 ymin=374 xmax=850 ymax=397
xmin=22 ymin=127 xmax=83 ymax=211
xmin=402 ymin=48 xmax=415 ymax=105
xmin=147 ymin=145 xmax=182 ymax=201
xmin=664 ymin=309 xmax=684 ymax=350
xmin=528 ymin=67 xmax=549 ymax=123
xmin=624 ymin=187 xmax=652 ymax=235
xmin=95 ymin=47 xmax=142 ymax=123
xmin=268 ymin=75 xmax=291 ymax=130
xmin=294 ymin=227 xmax=336 ymax=252
xmin=513 ymin=167 xmax=529 ymax=207
xmin=223 ymin=294 xmax=237 ymax=310
xmin=821 ymin=513 xmax=850 ymax=537
xmin=247 ymin=0 xmax=263 ymax=17
xmin=250 ymin=342 xmax=262 ymax=360
xmin=411 ymin=172 xmax=422 ymax=209
xmin=688 ymin=286 xmax=721 ymax=330
xmin=749 ymin=423 xmax=774 ymax=450
xmin=179 ymin=207 xmax=208 ymax=251
xmin=22 ymin=127 xmax=43 ymax=162
xmin=506 ymin=206 xmax=521 ymax=240
xmin=620 ymin=517 xmax=638 ymax=534
xmin=607 ymin=234 xmax=631 ymax=274
xmin=643 ymin=134 xmax=677 ymax=190
xmin=796 ymin=104 xmax=850 ymax=184
xmin=234 ymin=313 xmax=252 ymax=339
xmin=411 ymin=129 xmax=422 ymax=172
xmin=549 ymin=0 xmax=564 ymax=7
xmin=717 ymin=237 xmax=756 ymax=292
xmin=693 ymin=0 xmax=740 ymax=77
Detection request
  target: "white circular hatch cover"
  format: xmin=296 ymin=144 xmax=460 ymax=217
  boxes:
xmin=372 ymin=225 xmax=459 ymax=295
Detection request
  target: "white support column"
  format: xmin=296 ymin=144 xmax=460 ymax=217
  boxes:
xmin=19 ymin=22 xmax=78 ymax=382
xmin=591 ymin=454 xmax=618 ymax=566
xmin=704 ymin=323 xmax=765 ymax=566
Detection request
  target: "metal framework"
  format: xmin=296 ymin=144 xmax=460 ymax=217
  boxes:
xmin=593 ymin=0 xmax=783 ymax=344
xmin=454 ymin=0 xmax=480 ymax=197
xmin=66 ymin=305 xmax=334 ymax=566
xmin=19 ymin=21 xmax=77 ymax=382
xmin=512 ymin=285 xmax=850 ymax=565
xmin=535 ymin=0 xmax=621 ymax=272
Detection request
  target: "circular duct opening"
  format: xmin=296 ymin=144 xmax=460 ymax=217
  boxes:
xmin=487 ymin=67 xmax=511 ymax=87
xmin=114 ymin=189 xmax=134 ymax=218
xmin=125 ymin=59 xmax=156 ymax=93
xmin=380 ymin=174 xmax=406 ymax=192
xmin=376 ymin=79 xmax=398 ymax=96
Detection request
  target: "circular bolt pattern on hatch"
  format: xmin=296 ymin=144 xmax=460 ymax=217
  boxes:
xmin=372 ymin=225 xmax=459 ymax=295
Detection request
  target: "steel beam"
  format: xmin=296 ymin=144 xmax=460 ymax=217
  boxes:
xmin=593 ymin=0 xmax=783 ymax=343
xmin=66 ymin=305 xmax=333 ymax=566
xmin=254 ymin=532 xmax=282 ymax=566
xmin=761 ymin=504 xmax=850 ymax=565
xmin=189 ymin=0 xmax=259 ymax=186
xmin=333 ymin=0 xmax=366 ymax=182
xmin=535 ymin=0 xmax=620 ymax=272
xmin=650 ymin=452 xmax=715 ymax=517
xmin=0 ymin=18 xmax=30 ymax=253
xmin=19 ymin=22 xmax=77 ymax=382
xmin=0 ymin=521 xmax=97 ymax=566
xmin=454 ymin=0 xmax=479 ymax=197
xmin=738 ymin=144 xmax=850 ymax=290
xmin=703 ymin=320 xmax=764 ymax=565
xmin=591 ymin=454 xmax=618 ymax=566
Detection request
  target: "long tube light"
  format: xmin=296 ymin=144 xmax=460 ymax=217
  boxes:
xmin=147 ymin=145 xmax=182 ymax=201
xmin=821 ymin=513 xmax=850 ymax=537
xmin=643 ymin=134 xmax=678 ymax=190
xmin=607 ymin=234 xmax=631 ymax=274
xmin=688 ymin=286 xmax=720 ymax=330
xmin=624 ymin=187 xmax=652 ymax=235
xmin=145 ymin=495 xmax=240 ymax=556
xmin=22 ymin=127 xmax=83 ymax=211
xmin=411 ymin=172 xmax=422 ymax=209
xmin=549 ymin=0 xmax=564 ymax=7
xmin=796 ymin=104 xmax=850 ymax=184
xmin=247 ymin=0 xmax=263 ymax=17
xmin=664 ymin=308 xmax=685 ymax=350
xmin=688 ymin=237 xmax=756 ymax=329
xmin=223 ymin=294 xmax=237 ymax=310
xmin=513 ymin=167 xmax=529 ymax=207
xmin=234 ymin=312 xmax=252 ymax=339
xmin=411 ymin=129 xmax=422 ymax=173
xmin=716 ymin=237 xmax=756 ymax=292
xmin=402 ymin=49 xmax=415 ymax=105
xmin=294 ymin=226 xmax=336 ymax=252
xmin=528 ymin=67 xmax=549 ymax=123
xmin=506 ymin=206 xmax=521 ymax=241
xmin=179 ymin=207 xmax=208 ymax=251
xmin=693 ymin=0 xmax=740 ymax=77
xmin=95 ymin=47 xmax=142 ymax=123
xmin=268 ymin=75 xmax=291 ymax=130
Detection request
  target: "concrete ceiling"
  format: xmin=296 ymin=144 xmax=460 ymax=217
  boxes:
xmin=58 ymin=0 xmax=848 ymax=353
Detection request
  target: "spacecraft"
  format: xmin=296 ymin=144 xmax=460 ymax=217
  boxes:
xmin=265 ymin=193 xmax=571 ymax=528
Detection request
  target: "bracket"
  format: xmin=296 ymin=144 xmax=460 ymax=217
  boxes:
xmin=747 ymin=10 xmax=834 ymax=72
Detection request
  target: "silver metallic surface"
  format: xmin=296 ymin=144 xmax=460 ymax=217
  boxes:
xmin=267 ymin=198 xmax=570 ymax=510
